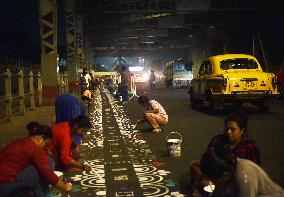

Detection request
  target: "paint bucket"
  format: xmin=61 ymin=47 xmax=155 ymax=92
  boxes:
xmin=166 ymin=132 xmax=182 ymax=157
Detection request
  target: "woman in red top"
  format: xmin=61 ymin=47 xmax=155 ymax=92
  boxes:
xmin=48 ymin=115 xmax=92 ymax=171
xmin=188 ymin=111 xmax=260 ymax=197
xmin=0 ymin=122 xmax=72 ymax=197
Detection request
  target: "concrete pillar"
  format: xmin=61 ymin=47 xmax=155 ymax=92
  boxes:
xmin=29 ymin=71 xmax=36 ymax=110
xmin=190 ymin=48 xmax=206 ymax=77
xmin=39 ymin=0 xmax=59 ymax=105
xmin=64 ymin=0 xmax=77 ymax=82
xmin=18 ymin=70 xmax=26 ymax=115
xmin=4 ymin=69 xmax=12 ymax=122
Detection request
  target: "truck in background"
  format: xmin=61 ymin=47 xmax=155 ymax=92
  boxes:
xmin=165 ymin=58 xmax=193 ymax=88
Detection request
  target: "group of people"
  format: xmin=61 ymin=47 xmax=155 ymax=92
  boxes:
xmin=0 ymin=116 xmax=92 ymax=196
xmin=1 ymin=67 xmax=283 ymax=197
xmin=80 ymin=68 xmax=100 ymax=94
xmin=0 ymin=89 xmax=94 ymax=196
xmin=133 ymin=95 xmax=284 ymax=196
xmin=188 ymin=111 xmax=284 ymax=197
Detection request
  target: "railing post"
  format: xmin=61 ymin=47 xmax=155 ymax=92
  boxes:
xmin=58 ymin=74 xmax=61 ymax=93
xmin=37 ymin=72 xmax=43 ymax=106
xmin=62 ymin=74 xmax=65 ymax=93
xmin=29 ymin=71 xmax=36 ymax=110
xmin=64 ymin=73 xmax=69 ymax=92
xmin=18 ymin=70 xmax=26 ymax=115
xmin=4 ymin=69 xmax=12 ymax=122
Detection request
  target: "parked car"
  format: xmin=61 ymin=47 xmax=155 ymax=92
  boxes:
xmin=275 ymin=70 xmax=284 ymax=98
xmin=189 ymin=54 xmax=279 ymax=111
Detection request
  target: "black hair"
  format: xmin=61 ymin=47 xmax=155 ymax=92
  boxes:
xmin=138 ymin=96 xmax=149 ymax=104
xmin=200 ymin=146 xmax=236 ymax=181
xmin=224 ymin=111 xmax=248 ymax=134
xmin=26 ymin=121 xmax=41 ymax=135
xmin=26 ymin=121 xmax=52 ymax=139
xmin=69 ymin=115 xmax=91 ymax=129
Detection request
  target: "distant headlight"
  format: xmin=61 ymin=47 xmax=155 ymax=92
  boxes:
xmin=142 ymin=73 xmax=149 ymax=81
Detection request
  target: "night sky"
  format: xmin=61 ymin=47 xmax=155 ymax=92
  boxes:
xmin=0 ymin=0 xmax=66 ymax=63
xmin=0 ymin=0 xmax=40 ymax=62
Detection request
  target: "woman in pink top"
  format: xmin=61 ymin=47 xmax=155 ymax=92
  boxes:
xmin=136 ymin=96 xmax=168 ymax=133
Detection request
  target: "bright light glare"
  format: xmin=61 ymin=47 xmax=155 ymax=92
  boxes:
xmin=129 ymin=66 xmax=144 ymax=72
xmin=142 ymin=73 xmax=149 ymax=81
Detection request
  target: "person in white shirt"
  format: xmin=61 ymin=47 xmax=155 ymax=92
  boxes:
xmin=136 ymin=96 xmax=168 ymax=133
xmin=200 ymin=146 xmax=284 ymax=197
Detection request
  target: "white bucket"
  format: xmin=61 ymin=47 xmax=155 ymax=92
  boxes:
xmin=166 ymin=132 xmax=182 ymax=157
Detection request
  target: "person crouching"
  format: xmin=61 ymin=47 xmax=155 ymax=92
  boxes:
xmin=136 ymin=96 xmax=168 ymax=133
xmin=0 ymin=123 xmax=72 ymax=197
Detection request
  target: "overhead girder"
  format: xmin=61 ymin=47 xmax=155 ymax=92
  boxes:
xmin=78 ymin=0 xmax=282 ymax=55
xmin=92 ymin=44 xmax=192 ymax=57
xmin=77 ymin=0 xmax=176 ymax=15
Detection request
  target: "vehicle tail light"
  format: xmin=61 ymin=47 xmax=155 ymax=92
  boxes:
xmin=260 ymin=81 xmax=266 ymax=86
xmin=233 ymin=82 xmax=239 ymax=87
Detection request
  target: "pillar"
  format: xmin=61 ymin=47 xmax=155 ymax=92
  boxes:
xmin=64 ymin=0 xmax=77 ymax=82
xmin=39 ymin=0 xmax=59 ymax=105
xmin=76 ymin=15 xmax=84 ymax=70
xmin=190 ymin=47 xmax=206 ymax=77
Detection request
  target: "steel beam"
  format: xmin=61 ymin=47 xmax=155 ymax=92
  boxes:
xmin=39 ymin=0 xmax=59 ymax=105
xmin=76 ymin=16 xmax=84 ymax=69
xmin=64 ymin=0 xmax=77 ymax=82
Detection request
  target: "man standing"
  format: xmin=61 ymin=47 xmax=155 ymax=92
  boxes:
xmin=120 ymin=65 xmax=130 ymax=103
xmin=149 ymin=70 xmax=156 ymax=89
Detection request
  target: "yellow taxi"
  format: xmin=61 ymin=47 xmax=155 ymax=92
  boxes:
xmin=189 ymin=54 xmax=279 ymax=111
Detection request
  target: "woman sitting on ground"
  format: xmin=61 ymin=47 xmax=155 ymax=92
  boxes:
xmin=136 ymin=95 xmax=168 ymax=133
xmin=189 ymin=111 xmax=260 ymax=196
xmin=200 ymin=146 xmax=284 ymax=197
xmin=0 ymin=122 xmax=72 ymax=197
xmin=47 ymin=115 xmax=92 ymax=172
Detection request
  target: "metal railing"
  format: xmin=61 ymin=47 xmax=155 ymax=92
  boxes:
xmin=58 ymin=73 xmax=69 ymax=94
xmin=0 ymin=69 xmax=42 ymax=122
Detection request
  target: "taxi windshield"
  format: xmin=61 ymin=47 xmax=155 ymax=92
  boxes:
xmin=220 ymin=58 xmax=258 ymax=70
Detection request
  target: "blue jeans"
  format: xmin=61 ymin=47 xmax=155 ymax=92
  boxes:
xmin=120 ymin=86 xmax=129 ymax=102
xmin=0 ymin=165 xmax=45 ymax=197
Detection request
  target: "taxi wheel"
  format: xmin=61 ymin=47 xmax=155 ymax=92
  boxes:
xmin=279 ymin=87 xmax=284 ymax=99
xmin=257 ymin=101 xmax=270 ymax=112
xmin=208 ymin=94 xmax=223 ymax=112
xmin=209 ymin=97 xmax=217 ymax=111
xmin=190 ymin=91 xmax=198 ymax=108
